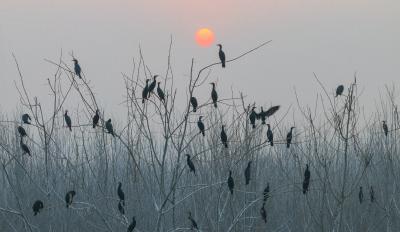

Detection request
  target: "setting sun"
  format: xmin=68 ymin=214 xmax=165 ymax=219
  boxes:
xmin=195 ymin=28 xmax=215 ymax=47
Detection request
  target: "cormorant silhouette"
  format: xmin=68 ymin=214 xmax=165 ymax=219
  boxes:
xmin=142 ymin=79 xmax=150 ymax=103
xmin=336 ymin=85 xmax=344 ymax=97
xmin=359 ymin=186 xmax=364 ymax=204
xmin=227 ymin=170 xmax=234 ymax=195
xmin=302 ymin=164 xmax=310 ymax=194
xmin=32 ymin=200 xmax=44 ymax=216
xmin=197 ymin=116 xmax=205 ymax=137
xmin=267 ymin=124 xmax=274 ymax=146
xmin=117 ymin=182 xmax=125 ymax=206
xmin=186 ymin=154 xmax=196 ymax=175
xmin=249 ymin=107 xmax=257 ymax=129
xmin=127 ymin=216 xmax=136 ymax=232
xmin=106 ymin=119 xmax=115 ymax=137
xmin=258 ymin=107 xmax=266 ymax=124
xmin=260 ymin=204 xmax=267 ymax=223
xmin=383 ymin=121 xmax=388 ymax=136
xmin=263 ymin=183 xmax=270 ymax=203
xmin=65 ymin=190 xmax=76 ymax=208
xmin=286 ymin=127 xmax=295 ymax=148
xmin=64 ymin=110 xmax=72 ymax=131
xmin=73 ymin=59 xmax=82 ymax=79
xmin=217 ymin=44 xmax=226 ymax=68
xmin=147 ymin=75 xmax=158 ymax=97
xmin=22 ymin=113 xmax=31 ymax=124
xmin=18 ymin=126 xmax=27 ymax=137
xmin=190 ymin=97 xmax=198 ymax=112
xmin=118 ymin=201 xmax=125 ymax=215
xmin=188 ymin=212 xmax=199 ymax=230
xmin=157 ymin=82 xmax=165 ymax=102
xmin=370 ymin=186 xmax=374 ymax=203
xmin=92 ymin=110 xmax=100 ymax=128
xmin=220 ymin=125 xmax=228 ymax=148
xmin=244 ymin=161 xmax=252 ymax=185
xmin=210 ymin=83 xmax=218 ymax=108
xmin=20 ymin=138 xmax=31 ymax=156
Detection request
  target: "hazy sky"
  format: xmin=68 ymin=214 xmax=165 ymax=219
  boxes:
xmin=1 ymin=0 xmax=399 ymax=119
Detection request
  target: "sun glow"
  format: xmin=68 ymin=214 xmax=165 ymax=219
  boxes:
xmin=195 ymin=28 xmax=215 ymax=47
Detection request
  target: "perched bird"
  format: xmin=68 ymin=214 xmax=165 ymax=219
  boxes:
xmin=302 ymin=164 xmax=310 ymax=194
xmin=370 ymin=186 xmax=375 ymax=203
xmin=244 ymin=161 xmax=252 ymax=185
xmin=267 ymin=124 xmax=274 ymax=146
xmin=117 ymin=182 xmax=125 ymax=206
xmin=264 ymin=105 xmax=280 ymax=117
xmin=106 ymin=119 xmax=115 ymax=137
xmin=22 ymin=113 xmax=31 ymax=124
xmin=92 ymin=109 xmax=100 ymax=128
xmin=220 ymin=125 xmax=228 ymax=148
xmin=142 ymin=79 xmax=150 ymax=103
xmin=335 ymin=85 xmax=344 ymax=97
xmin=217 ymin=44 xmax=226 ymax=68
xmin=286 ymin=127 xmax=295 ymax=148
xmin=188 ymin=212 xmax=199 ymax=230
xmin=260 ymin=204 xmax=267 ymax=223
xmin=263 ymin=183 xmax=270 ymax=203
xmin=17 ymin=126 xmax=27 ymax=137
xmin=147 ymin=75 xmax=158 ymax=97
xmin=64 ymin=110 xmax=72 ymax=131
xmin=118 ymin=201 xmax=125 ymax=215
xmin=127 ymin=216 xmax=136 ymax=232
xmin=32 ymin=200 xmax=44 ymax=216
xmin=65 ymin=190 xmax=76 ymax=208
xmin=157 ymin=82 xmax=165 ymax=102
xmin=382 ymin=121 xmax=388 ymax=136
xmin=227 ymin=170 xmax=235 ymax=195
xmin=197 ymin=116 xmax=205 ymax=137
xmin=258 ymin=107 xmax=266 ymax=124
xmin=186 ymin=154 xmax=196 ymax=175
xmin=73 ymin=59 xmax=82 ymax=79
xmin=359 ymin=186 xmax=364 ymax=204
xmin=20 ymin=138 xmax=31 ymax=156
xmin=210 ymin=83 xmax=218 ymax=108
xmin=249 ymin=107 xmax=257 ymax=129
xmin=190 ymin=96 xmax=198 ymax=112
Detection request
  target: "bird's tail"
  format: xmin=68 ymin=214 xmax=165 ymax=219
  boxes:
xmin=224 ymin=142 xmax=228 ymax=148
xmin=202 ymin=131 xmax=205 ymax=137
xmin=252 ymin=124 xmax=255 ymax=129
xmin=222 ymin=62 xmax=226 ymax=68
xmin=214 ymin=102 xmax=217 ymax=108
xmin=69 ymin=127 xmax=72 ymax=132
xmin=78 ymin=74 xmax=82 ymax=79
xmin=287 ymin=143 xmax=290 ymax=148
xmin=34 ymin=212 xmax=37 ymax=216
xmin=193 ymin=107 xmax=197 ymax=112
xmin=93 ymin=124 xmax=96 ymax=129
xmin=270 ymin=141 xmax=274 ymax=146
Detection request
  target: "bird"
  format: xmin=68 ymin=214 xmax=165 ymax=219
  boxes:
xmin=359 ymin=186 xmax=364 ymax=204
xmin=227 ymin=170 xmax=234 ymax=195
xmin=20 ymin=138 xmax=31 ymax=156
xmin=190 ymin=96 xmax=198 ymax=112
xmin=147 ymin=75 xmax=158 ymax=97
xmin=188 ymin=212 xmax=199 ymax=230
xmin=142 ymin=79 xmax=150 ymax=103
xmin=263 ymin=183 xmax=270 ymax=203
xmin=258 ymin=107 xmax=266 ymax=124
xmin=32 ymin=200 xmax=44 ymax=216
xmin=336 ymin=85 xmax=344 ymax=97
xmin=65 ymin=190 xmax=76 ymax=208
xmin=264 ymin=105 xmax=280 ymax=117
xmin=118 ymin=201 xmax=125 ymax=215
xmin=249 ymin=106 xmax=257 ymax=129
xmin=17 ymin=126 xmax=27 ymax=137
xmin=244 ymin=161 xmax=252 ymax=185
xmin=286 ymin=127 xmax=295 ymax=148
xmin=127 ymin=216 xmax=136 ymax=232
xmin=303 ymin=164 xmax=310 ymax=194
xmin=210 ymin=82 xmax=218 ymax=108
xmin=117 ymin=182 xmax=125 ymax=206
xmin=217 ymin=44 xmax=226 ymax=68
xmin=220 ymin=125 xmax=228 ymax=148
xmin=92 ymin=109 xmax=100 ymax=128
xmin=157 ymin=82 xmax=165 ymax=102
xmin=382 ymin=121 xmax=388 ymax=136
xmin=186 ymin=154 xmax=196 ymax=175
xmin=370 ymin=186 xmax=375 ymax=203
xmin=64 ymin=110 xmax=72 ymax=131
xmin=106 ymin=119 xmax=115 ymax=137
xmin=267 ymin=124 xmax=274 ymax=146
xmin=72 ymin=59 xmax=82 ymax=79
xmin=260 ymin=204 xmax=267 ymax=223
xmin=197 ymin=116 xmax=205 ymax=137
xmin=22 ymin=113 xmax=31 ymax=124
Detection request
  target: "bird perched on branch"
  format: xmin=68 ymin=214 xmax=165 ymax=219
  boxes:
xmin=72 ymin=59 xmax=82 ymax=79
xmin=186 ymin=154 xmax=196 ymax=175
xmin=22 ymin=113 xmax=31 ymax=124
xmin=336 ymin=85 xmax=344 ymax=97
xmin=286 ymin=127 xmax=295 ymax=148
xmin=32 ymin=200 xmax=44 ymax=216
xmin=106 ymin=119 xmax=115 ymax=137
xmin=210 ymin=83 xmax=218 ymax=108
xmin=142 ymin=79 xmax=150 ymax=103
xmin=249 ymin=106 xmax=257 ymax=129
xmin=157 ymin=82 xmax=165 ymax=102
xmin=244 ymin=161 xmax=252 ymax=185
xmin=382 ymin=120 xmax=388 ymax=136
xmin=227 ymin=170 xmax=234 ymax=195
xmin=197 ymin=116 xmax=205 ymax=137
xmin=302 ymin=164 xmax=310 ymax=194
xmin=127 ymin=216 xmax=136 ymax=232
xmin=20 ymin=138 xmax=31 ymax=156
xmin=217 ymin=44 xmax=226 ymax=68
xmin=18 ymin=126 xmax=27 ymax=137
xmin=117 ymin=182 xmax=125 ymax=206
xmin=65 ymin=190 xmax=76 ymax=208
xmin=359 ymin=186 xmax=364 ymax=204
xmin=147 ymin=75 xmax=158 ymax=97
xmin=220 ymin=125 xmax=228 ymax=148
xmin=188 ymin=212 xmax=199 ymax=230
xmin=258 ymin=107 xmax=266 ymax=124
xmin=92 ymin=109 xmax=100 ymax=128
xmin=267 ymin=124 xmax=274 ymax=146
xmin=190 ymin=96 xmax=198 ymax=112
xmin=64 ymin=110 xmax=72 ymax=131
